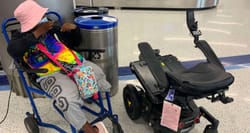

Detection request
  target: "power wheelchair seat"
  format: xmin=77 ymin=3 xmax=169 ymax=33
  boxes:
xmin=160 ymin=48 xmax=234 ymax=97
xmin=123 ymin=11 xmax=234 ymax=133
xmin=2 ymin=11 xmax=123 ymax=133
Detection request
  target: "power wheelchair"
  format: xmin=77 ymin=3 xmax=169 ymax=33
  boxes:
xmin=123 ymin=11 xmax=234 ymax=133
xmin=1 ymin=11 xmax=123 ymax=133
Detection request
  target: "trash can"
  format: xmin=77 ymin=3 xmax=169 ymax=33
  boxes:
xmin=74 ymin=15 xmax=118 ymax=96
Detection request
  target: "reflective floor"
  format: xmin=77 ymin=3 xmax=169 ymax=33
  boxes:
xmin=1 ymin=0 xmax=250 ymax=132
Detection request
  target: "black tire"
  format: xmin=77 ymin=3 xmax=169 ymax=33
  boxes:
xmin=24 ymin=116 xmax=39 ymax=133
xmin=154 ymin=129 xmax=162 ymax=133
xmin=123 ymin=84 xmax=142 ymax=120
xmin=204 ymin=125 xmax=218 ymax=133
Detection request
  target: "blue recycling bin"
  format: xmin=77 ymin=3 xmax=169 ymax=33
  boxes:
xmin=74 ymin=15 xmax=118 ymax=96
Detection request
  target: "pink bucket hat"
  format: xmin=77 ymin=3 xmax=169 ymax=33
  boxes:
xmin=14 ymin=0 xmax=48 ymax=32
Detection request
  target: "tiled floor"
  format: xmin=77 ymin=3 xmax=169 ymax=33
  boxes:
xmin=1 ymin=0 xmax=250 ymax=132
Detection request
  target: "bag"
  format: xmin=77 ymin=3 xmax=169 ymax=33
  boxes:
xmin=37 ymin=43 xmax=99 ymax=99
xmin=73 ymin=64 xmax=99 ymax=99
xmin=83 ymin=60 xmax=111 ymax=92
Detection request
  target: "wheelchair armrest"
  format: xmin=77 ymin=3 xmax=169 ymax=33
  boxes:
xmin=24 ymin=68 xmax=48 ymax=73
xmin=12 ymin=60 xmax=45 ymax=89
xmin=14 ymin=60 xmax=48 ymax=74
xmin=138 ymin=42 xmax=169 ymax=89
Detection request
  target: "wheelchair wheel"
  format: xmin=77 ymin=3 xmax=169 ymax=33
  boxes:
xmin=123 ymin=84 xmax=142 ymax=120
xmin=24 ymin=116 xmax=39 ymax=133
xmin=204 ymin=125 xmax=218 ymax=133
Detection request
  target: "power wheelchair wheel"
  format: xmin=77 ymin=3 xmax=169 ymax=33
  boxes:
xmin=123 ymin=84 xmax=142 ymax=120
xmin=24 ymin=115 xmax=39 ymax=133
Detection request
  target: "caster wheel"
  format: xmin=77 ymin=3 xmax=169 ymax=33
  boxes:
xmin=123 ymin=84 xmax=142 ymax=120
xmin=24 ymin=116 xmax=39 ymax=133
xmin=154 ymin=128 xmax=162 ymax=133
xmin=204 ymin=125 xmax=218 ymax=133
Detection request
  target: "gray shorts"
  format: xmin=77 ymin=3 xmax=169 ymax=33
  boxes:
xmin=39 ymin=72 xmax=87 ymax=131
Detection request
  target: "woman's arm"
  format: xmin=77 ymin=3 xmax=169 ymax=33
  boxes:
xmin=7 ymin=32 xmax=38 ymax=59
xmin=65 ymin=26 xmax=82 ymax=49
xmin=55 ymin=23 xmax=82 ymax=50
xmin=7 ymin=21 xmax=53 ymax=59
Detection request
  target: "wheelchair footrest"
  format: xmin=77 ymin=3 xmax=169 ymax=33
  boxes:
xmin=207 ymin=91 xmax=234 ymax=104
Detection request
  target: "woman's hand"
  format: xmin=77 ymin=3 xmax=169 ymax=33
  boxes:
xmin=60 ymin=23 xmax=77 ymax=32
xmin=32 ymin=21 xmax=54 ymax=38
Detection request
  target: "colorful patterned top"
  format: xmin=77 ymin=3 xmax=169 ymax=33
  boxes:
xmin=23 ymin=33 xmax=83 ymax=77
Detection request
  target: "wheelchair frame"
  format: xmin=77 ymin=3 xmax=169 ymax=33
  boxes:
xmin=1 ymin=11 xmax=121 ymax=133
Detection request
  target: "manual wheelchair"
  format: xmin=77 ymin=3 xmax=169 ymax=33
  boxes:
xmin=123 ymin=11 xmax=234 ymax=133
xmin=1 ymin=11 xmax=123 ymax=133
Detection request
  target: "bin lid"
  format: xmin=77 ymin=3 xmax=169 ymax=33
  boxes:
xmin=74 ymin=15 xmax=118 ymax=30
xmin=74 ymin=7 xmax=109 ymax=16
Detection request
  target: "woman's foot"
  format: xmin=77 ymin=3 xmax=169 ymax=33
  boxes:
xmin=82 ymin=122 xmax=99 ymax=133
xmin=94 ymin=121 xmax=109 ymax=133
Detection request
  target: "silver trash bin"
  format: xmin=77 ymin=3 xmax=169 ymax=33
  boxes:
xmin=74 ymin=15 xmax=118 ymax=96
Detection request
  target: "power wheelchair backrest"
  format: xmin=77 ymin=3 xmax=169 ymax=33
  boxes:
xmin=186 ymin=10 xmax=225 ymax=70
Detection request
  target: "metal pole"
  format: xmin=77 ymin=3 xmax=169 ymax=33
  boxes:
xmin=89 ymin=0 xmax=94 ymax=7
xmin=73 ymin=0 xmax=76 ymax=9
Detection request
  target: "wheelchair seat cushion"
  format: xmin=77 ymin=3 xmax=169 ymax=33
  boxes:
xmin=162 ymin=55 xmax=234 ymax=96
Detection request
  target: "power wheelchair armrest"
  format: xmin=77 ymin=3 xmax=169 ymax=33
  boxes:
xmin=138 ymin=42 xmax=169 ymax=90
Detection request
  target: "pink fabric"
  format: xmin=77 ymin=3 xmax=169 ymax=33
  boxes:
xmin=14 ymin=0 xmax=48 ymax=32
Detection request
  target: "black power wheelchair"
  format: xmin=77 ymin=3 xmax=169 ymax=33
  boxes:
xmin=123 ymin=11 xmax=234 ymax=133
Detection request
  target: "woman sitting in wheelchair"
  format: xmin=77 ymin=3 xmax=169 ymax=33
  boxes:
xmin=7 ymin=0 xmax=110 ymax=133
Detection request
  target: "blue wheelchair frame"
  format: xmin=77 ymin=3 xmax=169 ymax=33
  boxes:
xmin=1 ymin=11 xmax=119 ymax=133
